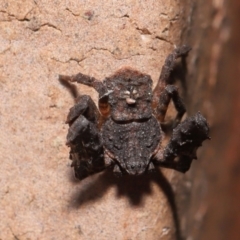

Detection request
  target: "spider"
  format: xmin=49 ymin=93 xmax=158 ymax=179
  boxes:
xmin=59 ymin=45 xmax=210 ymax=180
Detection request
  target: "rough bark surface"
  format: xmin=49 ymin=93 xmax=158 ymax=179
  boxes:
xmin=0 ymin=1 xmax=190 ymax=240
xmin=177 ymin=0 xmax=240 ymax=239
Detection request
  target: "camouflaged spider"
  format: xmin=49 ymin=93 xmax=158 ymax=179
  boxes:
xmin=59 ymin=45 xmax=210 ymax=180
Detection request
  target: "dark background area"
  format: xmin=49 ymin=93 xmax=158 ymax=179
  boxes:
xmin=178 ymin=0 xmax=240 ymax=239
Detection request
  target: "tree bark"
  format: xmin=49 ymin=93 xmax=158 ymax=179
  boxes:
xmin=0 ymin=1 xmax=190 ymax=239
xmin=178 ymin=0 xmax=240 ymax=239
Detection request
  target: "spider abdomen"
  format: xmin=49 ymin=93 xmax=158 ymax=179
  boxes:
xmin=102 ymin=116 xmax=161 ymax=175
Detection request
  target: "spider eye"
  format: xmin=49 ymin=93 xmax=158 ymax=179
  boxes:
xmin=121 ymin=90 xmax=130 ymax=99
xmin=126 ymin=97 xmax=136 ymax=105
xmin=123 ymin=90 xmax=130 ymax=95
xmin=132 ymin=89 xmax=137 ymax=95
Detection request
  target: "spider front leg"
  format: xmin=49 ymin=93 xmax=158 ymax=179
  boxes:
xmin=59 ymin=73 xmax=110 ymax=117
xmin=59 ymin=73 xmax=107 ymax=97
xmin=65 ymin=95 xmax=106 ymax=180
xmin=153 ymin=112 xmax=210 ymax=173
xmin=153 ymin=45 xmax=191 ymax=125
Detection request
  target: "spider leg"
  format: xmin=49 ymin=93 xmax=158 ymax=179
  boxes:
xmin=66 ymin=95 xmax=108 ymax=180
xmin=59 ymin=73 xmax=107 ymax=97
xmin=153 ymin=45 xmax=191 ymax=97
xmin=153 ymin=45 xmax=191 ymax=124
xmin=59 ymin=73 xmax=110 ymax=117
xmin=157 ymin=85 xmax=186 ymax=125
xmin=66 ymin=95 xmax=100 ymax=125
xmin=153 ymin=112 xmax=210 ymax=173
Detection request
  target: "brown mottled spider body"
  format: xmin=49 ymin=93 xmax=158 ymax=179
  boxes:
xmin=59 ymin=46 xmax=210 ymax=180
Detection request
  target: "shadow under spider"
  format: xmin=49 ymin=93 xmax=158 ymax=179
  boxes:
xmin=68 ymin=169 xmax=183 ymax=240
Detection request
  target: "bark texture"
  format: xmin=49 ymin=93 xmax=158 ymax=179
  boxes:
xmin=0 ymin=1 xmax=189 ymax=239
xmin=178 ymin=0 xmax=240 ymax=239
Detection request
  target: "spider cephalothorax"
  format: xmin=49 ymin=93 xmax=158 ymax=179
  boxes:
xmin=104 ymin=68 xmax=153 ymax=121
xmin=59 ymin=45 xmax=210 ymax=180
